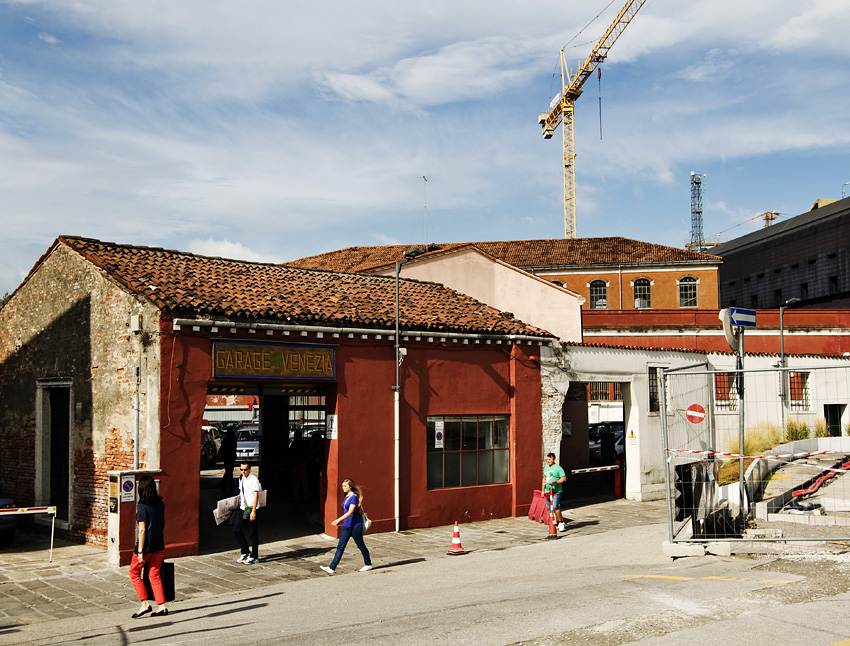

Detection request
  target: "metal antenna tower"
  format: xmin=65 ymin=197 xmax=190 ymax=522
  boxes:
xmin=689 ymin=172 xmax=706 ymax=252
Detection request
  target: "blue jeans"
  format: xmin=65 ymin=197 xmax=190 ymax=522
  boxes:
xmin=329 ymin=523 xmax=371 ymax=570
xmin=546 ymin=491 xmax=562 ymax=512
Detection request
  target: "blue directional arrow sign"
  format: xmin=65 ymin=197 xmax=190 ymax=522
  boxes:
xmin=728 ymin=307 xmax=757 ymax=328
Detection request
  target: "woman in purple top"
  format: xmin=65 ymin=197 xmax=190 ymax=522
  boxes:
xmin=320 ymin=478 xmax=372 ymax=575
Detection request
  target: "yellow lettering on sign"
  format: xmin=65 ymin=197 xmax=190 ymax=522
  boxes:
xmin=213 ymin=342 xmax=334 ymax=380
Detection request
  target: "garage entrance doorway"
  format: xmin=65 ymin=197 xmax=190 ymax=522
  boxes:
xmin=198 ymin=385 xmax=329 ymax=555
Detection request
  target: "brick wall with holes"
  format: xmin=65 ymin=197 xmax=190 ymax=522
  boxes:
xmin=0 ymin=242 xmax=161 ymax=547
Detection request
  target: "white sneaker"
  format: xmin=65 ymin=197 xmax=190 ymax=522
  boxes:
xmin=320 ymin=566 xmax=335 ymax=575
xmin=359 ymin=565 xmax=373 ymax=572
xmin=244 ymin=557 xmax=258 ymax=565
xmin=557 ymin=522 xmax=566 ymax=532
xmin=237 ymin=554 xmax=248 ymax=563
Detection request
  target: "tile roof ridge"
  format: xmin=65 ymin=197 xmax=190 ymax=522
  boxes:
xmin=61 ymin=235 xmax=288 ymax=268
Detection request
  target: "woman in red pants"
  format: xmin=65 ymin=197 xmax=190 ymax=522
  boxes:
xmin=128 ymin=475 xmax=168 ymax=618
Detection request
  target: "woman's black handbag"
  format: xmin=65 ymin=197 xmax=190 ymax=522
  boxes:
xmin=143 ymin=561 xmax=175 ymax=602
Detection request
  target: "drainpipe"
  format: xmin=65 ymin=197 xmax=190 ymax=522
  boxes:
xmin=618 ymin=265 xmax=623 ymax=310
xmin=133 ymin=366 xmax=140 ymax=470
xmin=394 ymin=260 xmax=402 ymax=533
xmin=131 ymin=314 xmax=143 ymax=470
xmin=393 ymin=248 xmax=426 ymax=532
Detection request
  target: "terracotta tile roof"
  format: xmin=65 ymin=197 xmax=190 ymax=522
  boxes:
xmin=285 ymin=237 xmax=721 ymax=273
xmin=56 ymin=237 xmax=551 ymax=337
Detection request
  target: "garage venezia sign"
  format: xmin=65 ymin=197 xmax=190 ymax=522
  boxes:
xmin=213 ymin=341 xmax=335 ymax=380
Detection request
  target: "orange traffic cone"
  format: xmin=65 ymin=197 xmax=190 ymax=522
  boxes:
xmin=447 ymin=521 xmax=467 ymax=555
xmin=547 ymin=508 xmax=559 ymax=540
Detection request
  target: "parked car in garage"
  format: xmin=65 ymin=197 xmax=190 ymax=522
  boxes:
xmin=0 ymin=492 xmax=17 ymax=547
xmin=201 ymin=426 xmax=219 ymax=468
xmin=236 ymin=425 xmax=260 ymax=463
xmin=589 ymin=422 xmax=625 ymax=465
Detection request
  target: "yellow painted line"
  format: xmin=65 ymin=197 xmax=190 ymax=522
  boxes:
xmin=703 ymin=576 xmax=794 ymax=584
xmin=623 ymin=575 xmax=793 ymax=584
xmin=830 ymin=640 xmax=850 ymax=646
xmin=622 ymin=575 xmax=695 ymax=581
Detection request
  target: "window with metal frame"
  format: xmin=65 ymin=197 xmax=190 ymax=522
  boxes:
xmin=634 ymin=279 xmax=651 ymax=309
xmin=588 ymin=382 xmax=622 ymax=401
xmin=789 ymin=371 xmax=810 ymax=411
xmin=679 ymin=277 xmax=698 ymax=308
xmin=589 ymin=280 xmax=607 ymax=310
xmin=648 ymin=367 xmax=660 ymax=413
xmin=713 ymin=372 xmax=738 ymax=411
xmin=426 ymin=415 xmax=510 ymax=489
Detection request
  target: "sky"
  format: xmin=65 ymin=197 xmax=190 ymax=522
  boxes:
xmin=1 ymin=0 xmax=849 ymax=296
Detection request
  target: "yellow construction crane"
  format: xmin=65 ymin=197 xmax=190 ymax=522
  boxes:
xmin=539 ymin=0 xmax=647 ymax=238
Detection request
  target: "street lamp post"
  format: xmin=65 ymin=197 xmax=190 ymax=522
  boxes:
xmin=393 ymin=248 xmax=424 ymax=532
xmin=779 ymin=297 xmax=801 ymax=428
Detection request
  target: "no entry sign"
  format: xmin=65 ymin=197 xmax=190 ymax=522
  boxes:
xmin=686 ymin=404 xmax=706 ymax=424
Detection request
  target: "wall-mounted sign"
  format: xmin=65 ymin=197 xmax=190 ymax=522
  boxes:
xmin=327 ymin=414 xmax=338 ymax=440
xmin=121 ymin=475 xmax=135 ymax=503
xmin=213 ymin=341 xmax=335 ymax=380
xmin=435 ymin=419 xmax=444 ymax=449
xmin=686 ymin=404 xmax=706 ymax=424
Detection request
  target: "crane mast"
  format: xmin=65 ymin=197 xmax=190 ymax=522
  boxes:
xmin=539 ymin=0 xmax=647 ymax=238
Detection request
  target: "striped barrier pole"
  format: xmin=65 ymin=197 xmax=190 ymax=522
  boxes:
xmin=0 ymin=506 xmax=58 ymax=562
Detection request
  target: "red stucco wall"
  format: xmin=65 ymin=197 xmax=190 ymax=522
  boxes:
xmin=120 ymin=320 xmax=210 ymax=565
xmin=582 ymin=309 xmax=850 ymax=355
xmin=328 ymin=339 xmax=542 ymax=534
xmin=140 ymin=325 xmax=544 ymax=558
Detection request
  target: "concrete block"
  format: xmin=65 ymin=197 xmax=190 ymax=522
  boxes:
xmin=706 ymin=541 xmax=732 ymax=557
xmin=662 ymin=541 xmax=705 ymax=558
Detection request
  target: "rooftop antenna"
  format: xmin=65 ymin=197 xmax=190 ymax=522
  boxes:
xmin=423 ymin=176 xmax=428 ymax=248
xmin=688 ymin=172 xmax=706 ymax=252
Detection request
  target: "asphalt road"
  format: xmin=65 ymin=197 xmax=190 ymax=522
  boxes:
xmin=5 ymin=521 xmax=850 ymax=646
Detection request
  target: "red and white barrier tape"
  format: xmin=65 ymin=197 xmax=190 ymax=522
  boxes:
xmin=665 ymin=448 xmax=837 ymax=460
xmin=572 ymin=465 xmax=620 ymax=474
xmin=0 ymin=506 xmax=57 ymax=516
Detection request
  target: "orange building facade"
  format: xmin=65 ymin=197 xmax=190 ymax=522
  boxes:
xmin=532 ymin=264 xmax=720 ymax=311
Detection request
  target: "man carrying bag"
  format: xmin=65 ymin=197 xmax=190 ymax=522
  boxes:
xmin=234 ymin=462 xmax=260 ymax=565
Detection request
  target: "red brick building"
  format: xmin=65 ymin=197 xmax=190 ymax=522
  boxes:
xmin=0 ymin=237 xmax=553 ymax=563
xmin=287 ymin=237 xmax=722 ymax=311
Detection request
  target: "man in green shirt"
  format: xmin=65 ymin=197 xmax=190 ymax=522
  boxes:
xmin=543 ymin=452 xmax=567 ymax=532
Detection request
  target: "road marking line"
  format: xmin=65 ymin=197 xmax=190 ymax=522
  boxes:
xmin=623 ymin=575 xmax=694 ymax=581
xmin=623 ymin=575 xmax=793 ymax=584
xmin=702 ymin=576 xmax=793 ymax=584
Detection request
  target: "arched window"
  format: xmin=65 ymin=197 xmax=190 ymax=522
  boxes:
xmin=634 ymin=279 xmax=651 ymax=309
xmin=589 ymin=280 xmax=607 ymax=310
xmin=679 ymin=277 xmax=698 ymax=307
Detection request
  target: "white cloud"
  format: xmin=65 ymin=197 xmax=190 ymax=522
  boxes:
xmin=185 ymin=238 xmax=282 ymax=264
xmin=1 ymin=1 xmax=850 ymax=294
xmin=36 ymin=31 xmax=58 ymax=45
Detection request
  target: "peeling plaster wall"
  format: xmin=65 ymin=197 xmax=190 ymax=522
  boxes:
xmin=540 ymin=344 xmax=569 ymax=464
xmin=0 ymin=244 xmax=160 ymax=546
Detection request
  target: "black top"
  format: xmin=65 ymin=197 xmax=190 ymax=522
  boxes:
xmin=134 ymin=501 xmax=166 ymax=554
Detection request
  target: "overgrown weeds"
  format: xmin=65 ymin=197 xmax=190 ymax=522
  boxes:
xmin=813 ymin=418 xmax=830 ymax=438
xmin=784 ymin=418 xmax=811 ymax=442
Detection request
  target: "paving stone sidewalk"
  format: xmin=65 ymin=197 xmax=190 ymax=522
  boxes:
xmin=0 ymin=498 xmax=668 ymax=627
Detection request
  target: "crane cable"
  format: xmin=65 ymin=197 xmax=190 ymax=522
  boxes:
xmin=703 ymin=211 xmax=788 ymax=243
xmin=547 ymin=0 xmax=618 ymax=107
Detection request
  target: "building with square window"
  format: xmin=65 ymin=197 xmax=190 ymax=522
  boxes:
xmin=0 ymin=237 xmax=555 ymax=563
xmin=715 ymin=196 xmax=850 ymax=309
xmin=286 ymin=237 xmax=722 ymax=312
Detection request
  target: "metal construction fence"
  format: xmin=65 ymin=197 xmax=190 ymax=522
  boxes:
xmin=661 ymin=363 xmax=850 ymax=542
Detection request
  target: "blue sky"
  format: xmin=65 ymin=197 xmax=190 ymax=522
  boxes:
xmin=1 ymin=0 xmax=849 ymax=296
